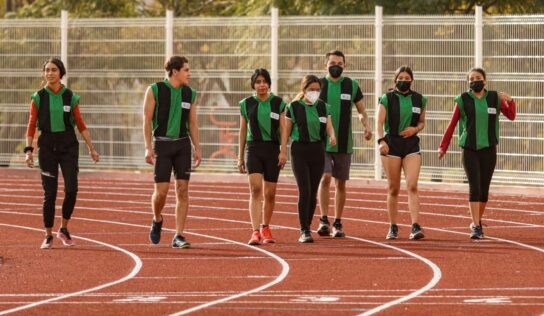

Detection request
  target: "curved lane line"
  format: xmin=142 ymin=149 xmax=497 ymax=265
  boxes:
xmin=0 ymin=212 xmax=290 ymax=316
xmin=0 ymin=223 xmax=143 ymax=316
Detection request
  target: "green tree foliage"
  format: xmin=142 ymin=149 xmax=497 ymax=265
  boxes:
xmin=8 ymin=0 xmax=141 ymax=18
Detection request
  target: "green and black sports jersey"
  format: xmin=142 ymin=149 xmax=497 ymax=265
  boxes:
xmin=379 ymin=90 xmax=427 ymax=135
xmin=319 ymin=75 xmax=364 ymax=153
xmin=286 ymin=99 xmax=330 ymax=143
xmin=151 ymin=79 xmax=197 ymax=138
xmin=31 ymin=86 xmax=80 ymax=133
xmin=455 ymin=90 xmax=500 ymax=150
xmin=239 ymin=94 xmax=286 ymax=143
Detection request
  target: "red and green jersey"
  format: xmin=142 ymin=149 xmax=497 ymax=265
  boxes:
xmin=455 ymin=90 xmax=500 ymax=150
xmin=31 ymin=86 xmax=80 ymax=133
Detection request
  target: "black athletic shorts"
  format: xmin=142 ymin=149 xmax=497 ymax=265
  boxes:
xmin=246 ymin=141 xmax=281 ymax=183
xmin=384 ymin=135 xmax=420 ymax=159
xmin=154 ymin=137 xmax=192 ymax=183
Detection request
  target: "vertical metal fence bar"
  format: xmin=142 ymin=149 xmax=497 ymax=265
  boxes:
xmin=270 ymin=7 xmax=279 ymax=94
xmin=165 ymin=10 xmax=173 ymax=59
xmin=374 ymin=6 xmax=383 ymax=180
xmin=61 ymin=10 xmax=68 ymax=84
xmin=474 ymin=6 xmax=483 ymax=67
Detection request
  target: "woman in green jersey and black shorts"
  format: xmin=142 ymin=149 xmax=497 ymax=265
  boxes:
xmin=377 ymin=66 xmax=426 ymax=241
xmin=282 ymin=75 xmax=336 ymax=243
xmin=238 ymin=68 xmax=287 ymax=245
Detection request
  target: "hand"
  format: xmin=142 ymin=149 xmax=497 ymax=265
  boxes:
xmin=399 ymin=126 xmax=418 ymax=138
xmin=145 ymin=148 xmax=155 ymax=165
xmin=379 ymin=142 xmax=389 ymax=156
xmin=278 ymin=151 xmax=287 ymax=169
xmin=25 ymin=152 xmax=34 ymax=168
xmin=329 ymin=135 xmax=337 ymax=147
xmin=237 ymin=159 xmax=246 ymax=173
xmin=363 ymin=128 xmax=372 ymax=141
xmin=499 ymin=92 xmax=513 ymax=102
xmin=89 ymin=148 xmax=100 ymax=163
xmin=193 ymin=148 xmax=202 ymax=169
xmin=438 ymin=149 xmax=446 ymax=160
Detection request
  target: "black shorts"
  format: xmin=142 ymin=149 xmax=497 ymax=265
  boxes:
xmin=246 ymin=141 xmax=281 ymax=183
xmin=384 ymin=135 xmax=420 ymax=159
xmin=154 ymin=137 xmax=192 ymax=183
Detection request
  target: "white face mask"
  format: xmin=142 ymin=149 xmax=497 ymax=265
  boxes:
xmin=306 ymin=91 xmax=320 ymax=104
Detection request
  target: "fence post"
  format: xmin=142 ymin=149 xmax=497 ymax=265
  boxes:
xmin=61 ymin=10 xmax=68 ymax=84
xmin=270 ymin=7 xmax=279 ymax=94
xmin=165 ymin=10 xmax=174 ymax=59
xmin=474 ymin=6 xmax=483 ymax=67
xmin=374 ymin=6 xmax=383 ymax=180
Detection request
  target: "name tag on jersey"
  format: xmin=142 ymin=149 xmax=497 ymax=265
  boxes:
xmin=63 ymin=105 xmax=71 ymax=112
xmin=181 ymin=102 xmax=191 ymax=109
xmin=412 ymin=107 xmax=421 ymax=114
xmin=488 ymin=107 xmax=497 ymax=115
xmin=270 ymin=112 xmax=280 ymax=120
xmin=340 ymin=94 xmax=351 ymax=101
xmin=319 ymin=117 xmax=327 ymax=123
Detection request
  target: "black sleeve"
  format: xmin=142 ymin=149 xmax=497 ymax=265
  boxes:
xmin=354 ymin=86 xmax=364 ymax=104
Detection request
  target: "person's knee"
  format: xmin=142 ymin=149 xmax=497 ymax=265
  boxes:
xmin=154 ymin=189 xmax=169 ymax=202
xmin=250 ymin=185 xmax=263 ymax=199
xmin=335 ymin=179 xmax=347 ymax=192
xmin=406 ymin=183 xmax=418 ymax=195
xmin=388 ymin=184 xmax=400 ymax=197
xmin=320 ymin=174 xmax=332 ymax=187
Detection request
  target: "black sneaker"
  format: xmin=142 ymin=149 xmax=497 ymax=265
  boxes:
xmin=470 ymin=222 xmax=485 ymax=237
xmin=331 ymin=221 xmax=346 ymax=238
xmin=386 ymin=224 xmax=398 ymax=240
xmin=409 ymin=223 xmax=425 ymax=240
xmin=40 ymin=235 xmax=53 ymax=249
xmin=316 ymin=217 xmax=330 ymax=236
xmin=149 ymin=217 xmax=163 ymax=245
xmin=298 ymin=230 xmax=314 ymax=243
xmin=172 ymin=235 xmax=191 ymax=248
xmin=470 ymin=225 xmax=484 ymax=239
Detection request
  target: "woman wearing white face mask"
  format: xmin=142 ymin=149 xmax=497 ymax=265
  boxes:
xmin=282 ymin=75 xmax=336 ymax=243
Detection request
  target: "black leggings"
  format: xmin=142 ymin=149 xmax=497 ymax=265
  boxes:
xmin=38 ymin=131 xmax=79 ymax=228
xmin=462 ymin=146 xmax=496 ymax=202
xmin=290 ymin=141 xmax=325 ymax=232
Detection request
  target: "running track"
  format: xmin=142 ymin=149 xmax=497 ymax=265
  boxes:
xmin=0 ymin=168 xmax=543 ymax=315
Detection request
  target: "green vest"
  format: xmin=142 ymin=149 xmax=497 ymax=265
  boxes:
xmin=456 ymin=90 xmax=500 ymax=150
xmin=151 ymin=80 xmax=196 ymax=138
xmin=319 ymin=76 xmax=363 ymax=153
xmin=31 ymin=86 xmax=79 ymax=133
xmin=379 ymin=91 xmax=426 ymax=135
xmin=239 ymin=94 xmax=286 ymax=143
xmin=287 ymin=99 xmax=328 ymax=143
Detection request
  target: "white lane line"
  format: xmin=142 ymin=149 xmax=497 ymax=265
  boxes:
xmin=0 ymin=211 xmax=290 ymax=316
xmin=3 ymin=183 xmax=544 ymax=215
xmin=5 ymin=179 xmax=543 ymax=207
xmin=1 ymin=194 xmax=542 ymax=229
xmin=346 ymin=235 xmax=441 ymax=316
xmin=0 ymin=223 xmax=143 ymax=316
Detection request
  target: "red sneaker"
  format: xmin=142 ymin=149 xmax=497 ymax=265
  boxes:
xmin=248 ymin=230 xmax=261 ymax=245
xmin=261 ymin=226 xmax=276 ymax=244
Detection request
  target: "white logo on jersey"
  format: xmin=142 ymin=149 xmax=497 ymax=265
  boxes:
xmin=319 ymin=117 xmax=327 ymax=123
xmin=340 ymin=94 xmax=351 ymax=101
xmin=270 ymin=112 xmax=280 ymax=120
xmin=488 ymin=107 xmax=497 ymax=115
xmin=63 ymin=105 xmax=71 ymax=112
xmin=412 ymin=107 xmax=421 ymax=114
xmin=181 ymin=102 xmax=191 ymax=109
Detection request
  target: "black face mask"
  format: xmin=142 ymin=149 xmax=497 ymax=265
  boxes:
xmin=328 ymin=65 xmax=343 ymax=78
xmin=470 ymin=80 xmax=485 ymax=93
xmin=396 ymin=81 xmax=411 ymax=92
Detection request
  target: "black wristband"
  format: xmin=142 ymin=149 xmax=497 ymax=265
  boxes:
xmin=377 ymin=137 xmax=386 ymax=145
xmin=24 ymin=146 xmax=34 ymax=154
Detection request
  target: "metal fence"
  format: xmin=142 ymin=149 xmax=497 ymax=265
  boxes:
xmin=0 ymin=7 xmax=542 ymax=185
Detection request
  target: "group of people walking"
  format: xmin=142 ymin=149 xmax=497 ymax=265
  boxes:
xmin=25 ymin=51 xmax=516 ymax=249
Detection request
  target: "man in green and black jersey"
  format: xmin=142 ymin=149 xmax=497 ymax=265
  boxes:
xmin=317 ymin=50 xmax=372 ymax=238
xmin=143 ymin=56 xmax=201 ymax=249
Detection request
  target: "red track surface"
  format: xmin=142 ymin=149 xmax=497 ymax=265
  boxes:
xmin=0 ymin=168 xmax=543 ymax=315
